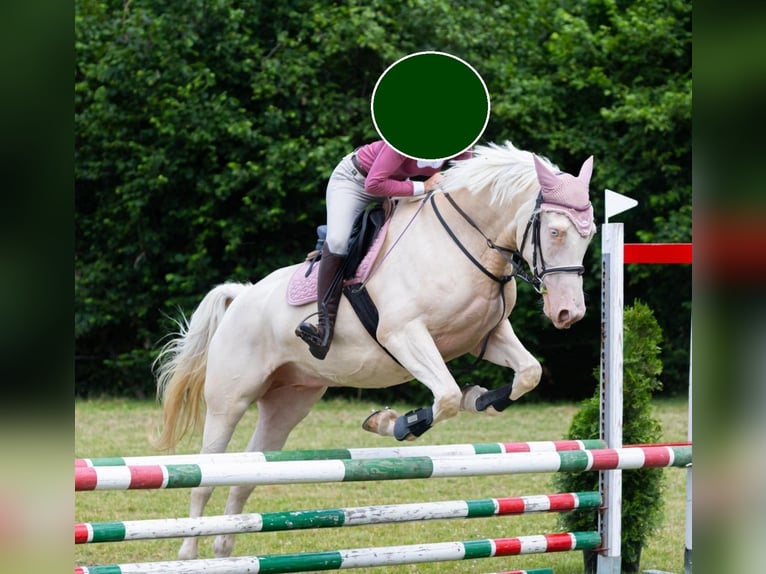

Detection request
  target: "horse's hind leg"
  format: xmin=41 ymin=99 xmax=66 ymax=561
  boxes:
xmin=212 ymin=383 xmax=327 ymax=558
xmin=177 ymin=397 xmax=252 ymax=560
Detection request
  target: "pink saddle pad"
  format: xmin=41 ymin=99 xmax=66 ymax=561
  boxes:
xmin=286 ymin=218 xmax=391 ymax=306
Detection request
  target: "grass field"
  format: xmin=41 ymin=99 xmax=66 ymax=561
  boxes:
xmin=75 ymin=396 xmax=690 ymax=573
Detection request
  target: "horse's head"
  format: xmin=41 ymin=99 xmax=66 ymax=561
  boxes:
xmin=518 ymin=155 xmax=596 ymax=329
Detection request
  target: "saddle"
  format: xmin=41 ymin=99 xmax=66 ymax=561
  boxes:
xmin=286 ymin=201 xmax=399 ymax=362
xmin=286 ymin=202 xmax=390 ymax=306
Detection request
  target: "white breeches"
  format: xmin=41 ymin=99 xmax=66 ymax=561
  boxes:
xmin=324 ymin=154 xmax=382 ymax=255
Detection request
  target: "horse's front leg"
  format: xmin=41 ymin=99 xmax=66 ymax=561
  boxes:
xmin=367 ymin=320 xmax=462 ymax=441
xmin=461 ymin=319 xmax=542 ymax=413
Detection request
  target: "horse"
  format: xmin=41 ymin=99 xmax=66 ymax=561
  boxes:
xmin=153 ymin=141 xmax=596 ymax=559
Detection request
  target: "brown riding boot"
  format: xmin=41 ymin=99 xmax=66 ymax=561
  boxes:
xmin=295 ymin=245 xmax=346 ymax=359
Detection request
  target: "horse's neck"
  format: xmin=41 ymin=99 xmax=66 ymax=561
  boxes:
xmin=444 ymin=187 xmax=537 ymax=278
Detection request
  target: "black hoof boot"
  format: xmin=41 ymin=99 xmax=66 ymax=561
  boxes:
xmin=474 ymin=383 xmax=514 ymax=412
xmin=393 ymin=407 xmax=434 ymax=441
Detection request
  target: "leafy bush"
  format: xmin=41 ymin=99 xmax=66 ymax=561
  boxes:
xmin=552 ymin=301 xmax=665 ymax=572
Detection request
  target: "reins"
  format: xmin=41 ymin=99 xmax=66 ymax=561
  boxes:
xmin=431 ymin=193 xmax=517 ymax=285
xmin=433 ymin=191 xmax=586 ymax=295
xmin=430 ymin=192 xmax=541 ymax=291
xmin=349 ymin=197 xmax=429 ymax=293
xmin=429 ymin=192 xmax=516 ymax=366
xmin=429 ymin=190 xmax=587 ymax=369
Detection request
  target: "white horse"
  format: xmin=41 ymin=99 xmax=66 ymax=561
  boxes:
xmin=154 ymin=141 xmax=596 ymax=559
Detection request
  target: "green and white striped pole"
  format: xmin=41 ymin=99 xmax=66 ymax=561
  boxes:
xmin=76 ymin=491 xmax=600 ymax=543
xmin=75 ymin=532 xmax=599 ymax=573
xmin=76 ymin=439 xmax=605 ymax=468
xmin=76 ymin=445 xmax=692 ymax=491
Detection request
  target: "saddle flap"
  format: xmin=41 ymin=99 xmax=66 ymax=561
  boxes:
xmin=343 ymin=203 xmax=387 ymax=279
xmin=286 ymin=206 xmax=391 ymax=306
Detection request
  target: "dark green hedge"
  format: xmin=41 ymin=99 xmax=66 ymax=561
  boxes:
xmin=75 ymin=0 xmax=691 ymax=400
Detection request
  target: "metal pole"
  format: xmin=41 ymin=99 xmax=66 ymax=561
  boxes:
xmin=685 ymin=332 xmax=693 ymax=573
xmin=597 ymin=222 xmax=623 ymax=574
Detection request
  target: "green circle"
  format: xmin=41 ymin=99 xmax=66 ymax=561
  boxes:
xmin=371 ymin=51 xmax=490 ymax=161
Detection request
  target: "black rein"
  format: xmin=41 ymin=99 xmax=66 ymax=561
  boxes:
xmin=429 ymin=192 xmax=539 ymax=291
xmin=426 ymin=189 xmax=586 ymax=378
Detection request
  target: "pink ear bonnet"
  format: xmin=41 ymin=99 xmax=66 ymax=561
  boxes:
xmin=533 ymin=154 xmax=595 ymax=237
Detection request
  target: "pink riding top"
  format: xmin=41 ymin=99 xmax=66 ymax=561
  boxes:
xmin=354 ymin=141 xmax=472 ymax=197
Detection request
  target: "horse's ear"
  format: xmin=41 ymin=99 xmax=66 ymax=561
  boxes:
xmin=578 ymin=156 xmax=594 ymax=186
xmin=533 ymin=154 xmax=559 ymax=190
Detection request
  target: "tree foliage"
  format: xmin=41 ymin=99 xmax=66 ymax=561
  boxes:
xmin=75 ymin=0 xmax=691 ymax=398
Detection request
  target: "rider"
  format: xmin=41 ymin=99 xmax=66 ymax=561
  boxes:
xmin=296 ymin=140 xmax=472 ymax=360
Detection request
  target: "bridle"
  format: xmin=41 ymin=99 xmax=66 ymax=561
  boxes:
xmin=429 ymin=191 xmax=586 ymax=295
xmin=428 ymin=189 xmax=586 ymax=367
xmin=515 ymin=192 xmax=587 ymax=292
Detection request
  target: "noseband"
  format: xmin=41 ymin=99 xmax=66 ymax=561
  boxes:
xmin=516 ymin=192 xmax=586 ymax=292
xmin=429 ymin=191 xmax=585 ymax=294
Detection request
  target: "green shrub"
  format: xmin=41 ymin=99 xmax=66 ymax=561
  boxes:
xmin=552 ymin=300 xmax=665 ymax=572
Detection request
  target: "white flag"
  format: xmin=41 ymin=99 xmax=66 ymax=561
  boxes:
xmin=604 ymin=189 xmax=638 ymax=222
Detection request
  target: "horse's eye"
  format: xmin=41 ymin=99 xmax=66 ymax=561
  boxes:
xmin=550 ymin=229 xmax=559 ymax=237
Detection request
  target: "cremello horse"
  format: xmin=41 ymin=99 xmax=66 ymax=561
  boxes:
xmin=154 ymin=141 xmax=596 ymax=559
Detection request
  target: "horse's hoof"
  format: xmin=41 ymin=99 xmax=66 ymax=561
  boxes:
xmin=460 ymin=385 xmax=485 ymax=412
xmin=460 ymin=385 xmax=501 ymax=416
xmin=362 ymin=408 xmax=398 ymax=436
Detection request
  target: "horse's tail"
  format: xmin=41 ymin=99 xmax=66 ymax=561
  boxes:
xmin=152 ymin=282 xmax=250 ymax=451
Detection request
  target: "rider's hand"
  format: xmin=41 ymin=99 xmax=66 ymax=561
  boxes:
xmin=424 ymin=173 xmax=444 ymax=193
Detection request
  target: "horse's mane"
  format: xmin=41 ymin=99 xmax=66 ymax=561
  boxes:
xmin=442 ymin=141 xmax=557 ymax=207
